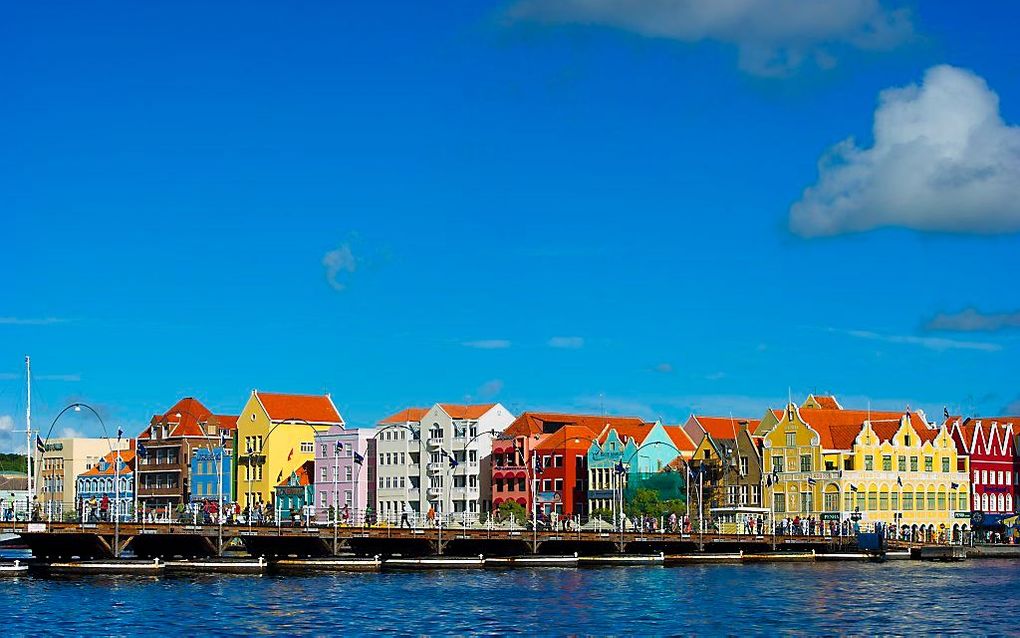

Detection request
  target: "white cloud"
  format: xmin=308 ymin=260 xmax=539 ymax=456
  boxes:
xmin=926 ymin=308 xmax=1020 ymax=332
xmin=322 ymin=243 xmax=357 ymax=291
xmin=548 ymin=336 xmax=584 ymax=349
xmin=0 ymin=317 xmax=68 ymax=325
xmin=477 ymin=379 xmax=505 ymax=399
xmin=58 ymin=426 xmax=85 ymax=439
xmin=791 ymin=65 xmax=1020 ymax=236
xmin=841 ymin=328 xmax=1001 ymax=352
xmin=0 ymin=415 xmax=23 ymax=454
xmin=462 ymin=339 xmax=512 ymax=349
xmin=506 ymin=0 xmax=912 ymax=76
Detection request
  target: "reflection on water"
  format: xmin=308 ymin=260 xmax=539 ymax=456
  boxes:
xmin=0 ymin=549 xmax=1012 ymax=636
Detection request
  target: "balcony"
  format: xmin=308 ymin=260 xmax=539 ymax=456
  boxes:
xmin=427 ymin=462 xmax=445 ymax=474
xmin=427 ymin=486 xmax=443 ymax=498
xmin=138 ymin=486 xmax=182 ymax=497
xmin=841 ymin=470 xmax=969 ymax=485
xmin=427 ymin=437 xmax=444 ymax=449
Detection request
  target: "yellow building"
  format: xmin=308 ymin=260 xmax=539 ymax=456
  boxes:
xmin=760 ymin=401 xmax=970 ymax=538
xmin=234 ymin=390 xmax=344 ymax=509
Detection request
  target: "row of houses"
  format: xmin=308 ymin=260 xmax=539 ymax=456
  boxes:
xmin=29 ymin=391 xmax=1020 ymax=536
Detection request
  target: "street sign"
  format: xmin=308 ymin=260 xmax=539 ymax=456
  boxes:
xmin=820 ymin=512 xmax=840 ymax=521
xmin=954 ymin=511 xmax=971 ymax=519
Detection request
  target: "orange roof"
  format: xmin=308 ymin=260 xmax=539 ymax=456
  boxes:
xmin=378 ymin=407 xmax=429 ymax=424
xmin=503 ymin=412 xmax=647 ymax=439
xmin=80 ymin=449 xmax=136 ymax=476
xmin=663 ymin=426 xmax=697 ymax=452
xmin=534 ymin=424 xmax=602 ymax=452
xmin=279 ymin=460 xmax=315 ymax=487
xmin=140 ymin=397 xmax=214 ymax=439
xmin=210 ymin=414 xmax=239 ymax=432
xmin=691 ymin=416 xmax=762 ymax=440
xmin=439 ymin=404 xmax=496 ymax=419
xmin=256 ymin=391 xmax=342 ymax=424
xmin=598 ymin=421 xmax=656 ymax=445
xmin=805 ymin=395 xmax=842 ymax=410
xmin=796 ymin=408 xmax=933 ymax=449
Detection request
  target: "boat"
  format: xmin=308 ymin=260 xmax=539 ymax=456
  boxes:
xmin=578 ymin=553 xmax=665 ymax=567
xmin=164 ymin=557 xmax=265 ymax=574
xmin=271 ymin=556 xmax=382 ymax=572
xmin=0 ymin=560 xmax=29 ymax=576
xmin=485 ymin=555 xmax=579 ymax=568
xmin=39 ymin=558 xmax=165 ymax=575
xmin=384 ymin=555 xmax=485 ymax=569
xmin=665 ymin=551 xmax=743 ymax=564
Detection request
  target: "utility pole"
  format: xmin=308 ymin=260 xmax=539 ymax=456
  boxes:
xmin=25 ymin=356 xmax=32 ymax=521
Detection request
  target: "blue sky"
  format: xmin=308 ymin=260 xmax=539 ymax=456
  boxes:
xmin=2 ymin=1 xmax=1019 ymax=448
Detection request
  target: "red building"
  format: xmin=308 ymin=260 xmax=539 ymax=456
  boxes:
xmin=949 ymin=416 xmax=1019 ymax=515
xmin=532 ymin=425 xmax=598 ymax=519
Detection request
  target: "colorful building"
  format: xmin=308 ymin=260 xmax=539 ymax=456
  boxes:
xmin=313 ymin=426 xmax=376 ymax=523
xmin=686 ymin=418 xmax=765 ymax=519
xmin=190 ymin=445 xmax=234 ymax=505
xmin=533 ymin=424 xmax=598 ymax=519
xmin=276 ymin=460 xmax=315 ymax=522
xmin=38 ymin=437 xmax=128 ymax=521
xmin=760 ymin=400 xmax=970 ymax=539
xmin=75 ymin=447 xmax=136 ymax=521
xmin=234 ymin=390 xmax=344 ymax=509
xmin=136 ymin=397 xmax=237 ymax=515
xmin=374 ymin=407 xmax=428 ymax=521
xmin=949 ymin=416 xmax=1018 ymax=516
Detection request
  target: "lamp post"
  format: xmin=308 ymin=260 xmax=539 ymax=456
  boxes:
xmin=333 ymin=439 xmax=341 ymax=553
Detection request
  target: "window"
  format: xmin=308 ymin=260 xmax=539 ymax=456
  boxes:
xmin=915 ymin=491 xmax=925 ymax=510
xmin=891 ymin=492 xmax=899 ymax=511
xmin=772 ymin=456 xmax=785 ymax=473
xmin=786 ymin=432 xmax=796 ymax=447
xmin=824 ymin=492 xmax=839 ymax=511
xmin=898 ymin=456 xmax=906 ymax=472
xmin=774 ymin=493 xmax=785 ymax=513
xmin=910 ymin=457 xmax=918 ymax=472
xmin=924 ymin=457 xmax=933 ymax=473
xmin=879 ymin=493 xmax=889 ymax=510
xmin=321 ymin=467 xmax=327 ymax=482
xmin=867 ymin=492 xmax=877 ymax=510
xmin=941 ymin=458 xmax=950 ymax=473
xmin=974 ymin=470 xmax=981 ymax=485
xmin=927 ymin=493 xmax=936 ymax=511
xmin=800 ymin=455 xmax=811 ymax=472
xmin=959 ymin=493 xmax=968 ymax=510
xmin=800 ymin=492 xmax=812 ymax=513
xmin=321 ymin=444 xmax=327 ymax=457
xmin=882 ymin=456 xmax=892 ymax=471
xmin=554 ymin=478 xmax=563 ymax=491
xmin=937 ymin=493 xmax=946 ymax=510
xmin=345 ymin=466 xmax=352 ymax=481
xmin=864 ymin=455 xmax=874 ymax=471
xmin=739 ymin=456 xmax=749 ymax=476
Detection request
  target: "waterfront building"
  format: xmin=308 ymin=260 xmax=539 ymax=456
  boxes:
xmin=533 ymin=424 xmax=599 ymax=519
xmin=234 ymin=390 xmax=343 ymax=509
xmin=685 ymin=418 xmax=765 ymax=529
xmin=74 ymin=447 xmax=136 ymax=521
xmin=313 ymin=426 xmax=376 ymax=523
xmin=275 ymin=460 xmax=315 ymax=522
xmin=136 ymin=397 xmax=237 ymax=516
xmin=948 ymin=416 xmax=1018 ymax=516
xmin=373 ymin=407 xmax=427 ymax=521
xmin=189 ymin=443 xmax=234 ymax=505
xmin=375 ymin=404 xmax=512 ymax=521
xmin=760 ymin=401 xmax=970 ymax=538
xmin=0 ymin=473 xmax=30 ymax=519
xmin=38 ymin=437 xmax=128 ymax=521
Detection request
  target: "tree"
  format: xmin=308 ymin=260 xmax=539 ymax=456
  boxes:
xmin=590 ymin=507 xmax=614 ymax=522
xmin=496 ymin=500 xmax=528 ymax=525
xmin=625 ymin=488 xmax=665 ymax=518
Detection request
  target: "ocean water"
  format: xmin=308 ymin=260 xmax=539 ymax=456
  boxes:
xmin=0 ymin=550 xmax=1013 ymax=636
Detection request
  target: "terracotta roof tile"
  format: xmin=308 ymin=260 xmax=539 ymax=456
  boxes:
xmin=378 ymin=407 xmax=429 ymax=424
xmin=278 ymin=460 xmax=315 ymax=487
xmin=691 ymin=416 xmax=762 ymax=440
xmin=80 ymin=449 xmax=136 ymax=476
xmin=502 ymin=412 xmax=647 ymax=440
xmin=664 ymin=426 xmax=697 ymax=452
xmin=256 ymin=392 xmax=343 ymax=424
xmin=534 ymin=424 xmax=602 ymax=451
xmin=439 ymin=404 xmax=496 ymax=419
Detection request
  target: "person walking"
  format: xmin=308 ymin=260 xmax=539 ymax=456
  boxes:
xmin=427 ymin=505 xmax=436 ymax=527
xmin=400 ymin=502 xmax=412 ymax=529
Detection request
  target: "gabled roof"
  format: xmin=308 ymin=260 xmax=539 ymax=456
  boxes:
xmin=803 ymin=395 xmax=843 ymax=410
xmin=378 ymin=407 xmax=429 ymax=424
xmin=663 ymin=426 xmax=697 ymax=452
xmin=598 ymin=422 xmax=656 ymax=446
xmin=80 ymin=449 xmax=136 ymax=476
xmin=795 ymin=407 xmax=933 ymax=450
xmin=139 ymin=397 xmax=214 ymax=439
xmin=952 ymin=416 xmax=1018 ymax=456
xmin=255 ymin=391 xmax=343 ymax=424
xmin=210 ymin=414 xmax=239 ymax=432
xmin=438 ymin=404 xmax=497 ymax=420
xmin=534 ymin=424 xmax=602 ymax=452
xmin=688 ymin=415 xmax=762 ymax=440
xmin=278 ymin=460 xmax=315 ymax=487
xmin=502 ymin=412 xmax=648 ymax=439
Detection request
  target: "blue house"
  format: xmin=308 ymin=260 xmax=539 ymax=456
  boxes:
xmin=75 ymin=448 xmax=135 ymax=522
xmin=275 ymin=460 xmax=315 ymax=522
xmin=190 ymin=446 xmax=233 ymax=504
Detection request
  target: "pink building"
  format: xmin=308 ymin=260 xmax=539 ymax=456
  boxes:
xmin=313 ymin=426 xmax=376 ymax=524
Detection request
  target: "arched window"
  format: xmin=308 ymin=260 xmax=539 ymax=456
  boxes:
xmin=1007 ymin=494 xmax=1013 ymax=512
xmin=998 ymin=493 xmax=1006 ymax=512
xmin=981 ymin=493 xmax=989 ymax=511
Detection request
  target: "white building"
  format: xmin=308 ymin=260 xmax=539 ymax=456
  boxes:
xmin=374 ymin=403 xmax=514 ymax=522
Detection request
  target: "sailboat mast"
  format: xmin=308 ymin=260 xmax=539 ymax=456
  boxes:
xmin=25 ymin=355 xmax=32 ymax=512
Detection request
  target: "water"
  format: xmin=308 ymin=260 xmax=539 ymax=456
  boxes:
xmin=1 ymin=549 xmax=1015 ymax=636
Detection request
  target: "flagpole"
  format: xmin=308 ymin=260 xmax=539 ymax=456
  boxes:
xmin=115 ymin=428 xmax=122 ymax=558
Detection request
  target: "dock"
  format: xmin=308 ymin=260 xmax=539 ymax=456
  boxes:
xmin=913 ymin=546 xmax=968 ymax=561
xmin=164 ymin=557 xmax=265 ymax=574
xmin=485 ymin=555 xmax=579 ymax=568
xmin=271 ymin=557 xmax=382 ymax=572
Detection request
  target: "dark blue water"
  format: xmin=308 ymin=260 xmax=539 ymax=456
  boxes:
xmin=1 ymin=550 xmax=1015 ymax=636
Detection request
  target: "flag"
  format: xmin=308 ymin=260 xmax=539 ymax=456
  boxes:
xmin=850 ymin=484 xmax=858 ymax=493
xmin=220 ymin=430 xmax=228 ymax=447
xmin=614 ymin=461 xmax=626 ymax=475
xmin=35 ymin=435 xmax=45 ymax=454
xmin=137 ymin=441 xmax=147 ymax=458
xmin=446 ymin=452 xmax=458 ymax=469
xmin=765 ymin=474 xmax=773 ymax=487
xmin=944 ymin=406 xmax=951 ymax=420
xmin=354 ymin=451 xmax=364 ymax=466
xmin=534 ymin=454 xmax=543 ymax=475
xmin=277 ymin=470 xmax=283 ymax=483
xmin=335 ymin=440 xmax=344 ymax=455
xmin=897 ymin=476 xmax=903 ymax=487
xmin=117 ymin=426 xmax=123 ymax=441
xmin=287 ymin=448 xmax=294 ymax=461
xmin=951 ymin=482 xmax=959 ymax=490
xmin=807 ymin=477 xmax=817 ymax=486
